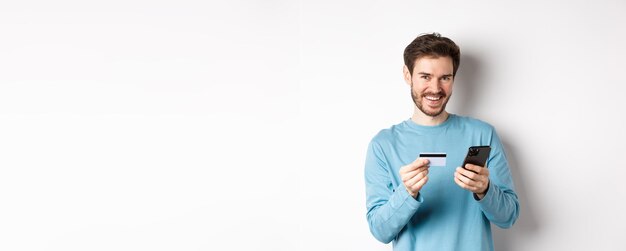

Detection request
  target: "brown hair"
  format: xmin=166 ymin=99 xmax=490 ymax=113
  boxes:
xmin=403 ymin=33 xmax=461 ymax=76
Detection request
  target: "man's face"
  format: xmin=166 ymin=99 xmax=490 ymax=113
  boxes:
xmin=403 ymin=56 xmax=455 ymax=117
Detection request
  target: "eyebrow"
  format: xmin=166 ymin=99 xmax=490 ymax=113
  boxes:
xmin=417 ymin=72 xmax=454 ymax=77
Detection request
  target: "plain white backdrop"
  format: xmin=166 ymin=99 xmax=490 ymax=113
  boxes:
xmin=1 ymin=0 xmax=625 ymax=250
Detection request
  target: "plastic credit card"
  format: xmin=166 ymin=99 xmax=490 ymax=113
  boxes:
xmin=419 ymin=153 xmax=447 ymax=167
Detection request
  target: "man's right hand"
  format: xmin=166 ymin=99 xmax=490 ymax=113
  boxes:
xmin=399 ymin=158 xmax=430 ymax=198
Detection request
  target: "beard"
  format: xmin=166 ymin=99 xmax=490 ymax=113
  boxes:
xmin=411 ymin=85 xmax=450 ymax=117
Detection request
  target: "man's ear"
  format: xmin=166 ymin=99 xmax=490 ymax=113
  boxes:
xmin=403 ymin=65 xmax=412 ymax=86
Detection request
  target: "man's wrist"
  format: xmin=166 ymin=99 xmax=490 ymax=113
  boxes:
xmin=475 ymin=192 xmax=485 ymax=200
xmin=474 ymin=181 xmax=490 ymax=200
xmin=406 ymin=188 xmax=417 ymax=199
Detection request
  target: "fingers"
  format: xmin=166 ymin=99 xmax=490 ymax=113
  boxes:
xmin=456 ymin=166 xmax=488 ymax=183
xmin=399 ymin=158 xmax=430 ymax=197
xmin=454 ymin=171 xmax=479 ymax=188
xmin=406 ymin=168 xmax=429 ymax=187
xmin=454 ymin=174 xmax=489 ymax=195
xmin=405 ymin=171 xmax=429 ymax=192
xmin=400 ymin=158 xmax=430 ymax=174
xmin=454 ymin=174 xmax=467 ymax=188
xmin=464 ymin=163 xmax=486 ymax=173
xmin=455 ymin=166 xmax=489 ymax=194
xmin=412 ymin=175 xmax=429 ymax=191
xmin=462 ymin=164 xmax=489 ymax=178
xmin=457 ymin=167 xmax=482 ymax=180
xmin=416 ymin=158 xmax=430 ymax=167
xmin=401 ymin=166 xmax=429 ymax=182
xmin=454 ymin=175 xmax=475 ymax=191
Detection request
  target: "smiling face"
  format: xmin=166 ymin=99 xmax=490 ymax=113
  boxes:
xmin=404 ymin=56 xmax=455 ymax=118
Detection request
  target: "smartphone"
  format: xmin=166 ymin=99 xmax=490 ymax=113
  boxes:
xmin=462 ymin=146 xmax=491 ymax=169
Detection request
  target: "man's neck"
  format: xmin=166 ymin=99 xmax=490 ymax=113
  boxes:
xmin=411 ymin=109 xmax=449 ymax=126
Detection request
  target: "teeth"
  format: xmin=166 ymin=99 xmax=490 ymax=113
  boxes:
xmin=425 ymin=96 xmax=441 ymax=101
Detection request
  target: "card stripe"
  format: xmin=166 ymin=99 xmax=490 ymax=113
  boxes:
xmin=419 ymin=153 xmax=447 ymax=158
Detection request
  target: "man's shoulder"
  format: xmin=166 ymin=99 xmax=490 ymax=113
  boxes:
xmin=369 ymin=120 xmax=406 ymax=145
xmin=452 ymin=114 xmax=496 ymax=132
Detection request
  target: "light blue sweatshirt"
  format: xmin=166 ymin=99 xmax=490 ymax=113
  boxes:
xmin=364 ymin=114 xmax=519 ymax=251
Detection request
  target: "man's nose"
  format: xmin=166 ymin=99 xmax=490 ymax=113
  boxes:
xmin=427 ymin=79 xmax=442 ymax=92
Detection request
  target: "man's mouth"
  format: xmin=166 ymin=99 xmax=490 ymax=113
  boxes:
xmin=424 ymin=95 xmax=442 ymax=101
xmin=423 ymin=93 xmax=445 ymax=102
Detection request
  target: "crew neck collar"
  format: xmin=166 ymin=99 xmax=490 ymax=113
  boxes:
xmin=404 ymin=114 xmax=456 ymax=132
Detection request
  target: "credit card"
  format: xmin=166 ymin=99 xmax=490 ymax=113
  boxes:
xmin=419 ymin=153 xmax=447 ymax=167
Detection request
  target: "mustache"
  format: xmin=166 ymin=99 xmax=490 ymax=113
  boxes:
xmin=421 ymin=92 xmax=446 ymax=97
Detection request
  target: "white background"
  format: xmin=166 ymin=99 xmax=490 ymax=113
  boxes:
xmin=1 ymin=0 xmax=625 ymax=250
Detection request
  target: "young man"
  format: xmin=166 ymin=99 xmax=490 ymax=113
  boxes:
xmin=364 ymin=33 xmax=519 ymax=251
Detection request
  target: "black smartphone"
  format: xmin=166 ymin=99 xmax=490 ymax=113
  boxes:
xmin=462 ymin=146 xmax=491 ymax=169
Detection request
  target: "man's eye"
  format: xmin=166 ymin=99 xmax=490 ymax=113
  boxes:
xmin=421 ymin=76 xmax=430 ymax=80
xmin=442 ymin=76 xmax=450 ymax=81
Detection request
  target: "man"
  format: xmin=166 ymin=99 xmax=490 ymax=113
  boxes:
xmin=364 ymin=33 xmax=519 ymax=251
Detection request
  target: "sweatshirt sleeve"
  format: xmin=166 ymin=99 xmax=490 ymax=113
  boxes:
xmin=364 ymin=140 xmax=422 ymax=244
xmin=476 ymin=129 xmax=520 ymax=228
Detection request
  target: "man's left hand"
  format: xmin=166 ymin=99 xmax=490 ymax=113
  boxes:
xmin=454 ymin=164 xmax=490 ymax=200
